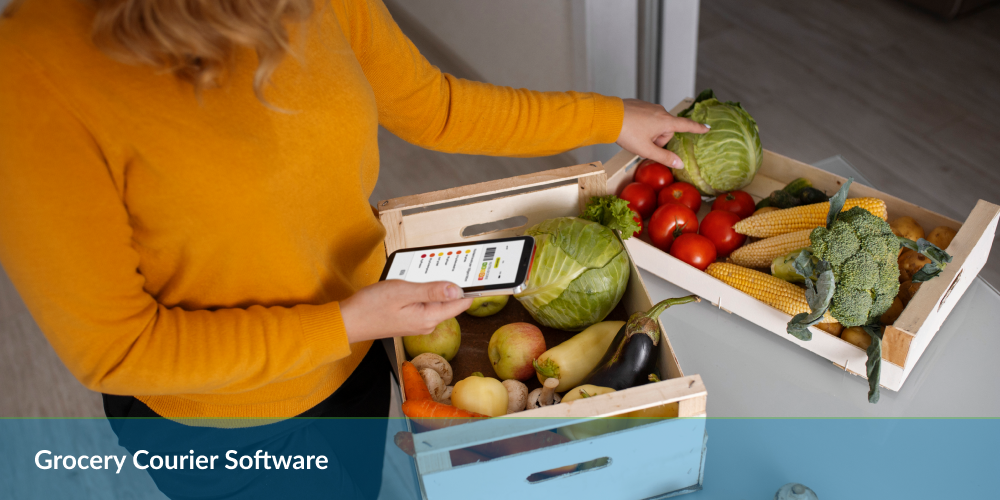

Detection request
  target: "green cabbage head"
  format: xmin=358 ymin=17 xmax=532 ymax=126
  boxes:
xmin=668 ymin=89 xmax=763 ymax=196
xmin=514 ymin=217 xmax=630 ymax=331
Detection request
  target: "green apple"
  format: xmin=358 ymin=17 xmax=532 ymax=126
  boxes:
xmin=488 ymin=322 xmax=546 ymax=381
xmin=403 ymin=317 xmax=461 ymax=361
xmin=465 ymin=295 xmax=509 ymax=317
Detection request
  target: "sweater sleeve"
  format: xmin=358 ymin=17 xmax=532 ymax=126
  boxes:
xmin=0 ymin=51 xmax=353 ymax=397
xmin=338 ymin=0 xmax=624 ymax=157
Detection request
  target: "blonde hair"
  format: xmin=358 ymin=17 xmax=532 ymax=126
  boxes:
xmin=4 ymin=0 xmax=314 ymax=102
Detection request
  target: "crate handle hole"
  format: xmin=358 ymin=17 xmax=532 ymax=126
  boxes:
xmin=938 ymin=268 xmax=963 ymax=312
xmin=525 ymin=457 xmax=611 ymax=484
xmin=461 ymin=216 xmax=528 ymax=238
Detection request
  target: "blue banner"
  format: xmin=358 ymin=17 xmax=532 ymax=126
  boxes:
xmin=1 ymin=418 xmax=997 ymax=499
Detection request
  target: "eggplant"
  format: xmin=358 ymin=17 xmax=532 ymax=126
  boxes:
xmin=584 ymin=295 xmax=699 ymax=390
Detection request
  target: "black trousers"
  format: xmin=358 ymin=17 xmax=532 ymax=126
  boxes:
xmin=104 ymin=345 xmax=393 ymax=500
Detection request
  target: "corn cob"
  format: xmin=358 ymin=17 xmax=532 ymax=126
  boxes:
xmin=734 ymin=198 xmax=887 ymax=238
xmin=706 ymin=263 xmax=836 ymax=323
xmin=729 ymin=229 xmax=813 ymax=268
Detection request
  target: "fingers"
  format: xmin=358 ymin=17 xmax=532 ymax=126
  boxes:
xmin=653 ymin=133 xmax=673 ymax=148
xmin=408 ymin=281 xmax=463 ymax=303
xmin=671 ymin=116 xmax=711 ymax=134
xmin=421 ymin=298 xmax=474 ymax=325
xmin=633 ymin=142 xmax=685 ymax=170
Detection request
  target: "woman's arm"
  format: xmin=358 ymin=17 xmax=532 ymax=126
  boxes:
xmin=337 ymin=0 xmax=623 ymax=157
xmin=337 ymin=0 xmax=708 ymax=163
xmin=0 ymin=57 xmax=469 ymax=397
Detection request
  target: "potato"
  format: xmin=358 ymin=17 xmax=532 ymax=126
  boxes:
xmin=815 ymin=322 xmax=843 ymax=337
xmin=841 ymin=326 xmax=872 ymax=350
xmin=927 ymin=226 xmax=957 ymax=250
xmin=890 ymin=216 xmax=925 ymax=242
xmin=898 ymin=280 xmax=922 ymax=306
xmin=898 ymin=249 xmax=931 ymax=282
xmin=880 ymin=297 xmax=904 ymax=325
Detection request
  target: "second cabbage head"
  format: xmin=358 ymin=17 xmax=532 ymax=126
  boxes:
xmin=668 ymin=89 xmax=763 ymax=196
xmin=514 ymin=217 xmax=630 ymax=332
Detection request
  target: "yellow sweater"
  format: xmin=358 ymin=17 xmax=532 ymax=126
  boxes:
xmin=0 ymin=0 xmax=623 ymax=420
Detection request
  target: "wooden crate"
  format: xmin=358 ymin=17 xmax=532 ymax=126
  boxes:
xmin=606 ymin=99 xmax=1000 ymax=392
xmin=377 ymin=164 xmax=708 ymax=500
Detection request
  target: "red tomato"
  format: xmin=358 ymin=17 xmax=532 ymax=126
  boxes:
xmin=669 ymin=233 xmax=717 ymax=271
xmin=711 ymin=190 xmax=755 ymax=220
xmin=620 ymin=182 xmax=657 ymax=220
xmin=658 ymin=182 xmax=702 ymax=213
xmin=633 ymin=159 xmax=674 ymax=193
xmin=648 ymin=203 xmax=698 ymax=252
xmin=699 ymin=210 xmax=747 ymax=256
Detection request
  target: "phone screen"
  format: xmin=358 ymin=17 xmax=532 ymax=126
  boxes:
xmin=384 ymin=238 xmax=530 ymax=290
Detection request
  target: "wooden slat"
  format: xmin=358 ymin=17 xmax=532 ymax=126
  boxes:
xmin=603 ymin=148 xmax=642 ymax=196
xmin=379 ymin=210 xmax=406 ymax=256
xmin=669 ymin=99 xmax=694 ymax=115
xmin=377 ymin=163 xmax=604 ymax=213
xmin=882 ymin=325 xmax=915 ymax=368
xmin=678 ymin=394 xmax=708 ymax=418
xmin=576 ymin=171 xmax=608 ymax=212
xmin=393 ymin=338 xmax=408 ymax=401
xmin=400 ymin=184 xmax=579 ymax=248
xmin=505 ymin=375 xmax=705 ymax=420
xmin=415 ymin=450 xmax=452 ymax=476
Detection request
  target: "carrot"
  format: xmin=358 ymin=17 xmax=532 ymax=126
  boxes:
xmin=401 ymin=361 xmax=433 ymax=401
xmin=401 ymin=399 xmax=488 ymax=432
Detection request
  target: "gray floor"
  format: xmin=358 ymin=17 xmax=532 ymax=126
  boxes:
xmin=1 ymin=0 xmax=997 ymax=421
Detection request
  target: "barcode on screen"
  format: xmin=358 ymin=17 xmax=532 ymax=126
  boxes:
xmin=483 ymin=247 xmax=496 ymax=262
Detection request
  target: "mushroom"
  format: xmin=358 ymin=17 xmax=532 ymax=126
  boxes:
xmin=440 ymin=386 xmax=453 ymax=405
xmin=410 ymin=353 xmax=453 ymax=386
xmin=419 ymin=368 xmax=446 ymax=401
xmin=502 ymin=379 xmax=528 ymax=414
xmin=526 ymin=377 xmax=561 ymax=409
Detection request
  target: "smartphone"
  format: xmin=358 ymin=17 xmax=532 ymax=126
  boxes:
xmin=380 ymin=236 xmax=536 ymax=297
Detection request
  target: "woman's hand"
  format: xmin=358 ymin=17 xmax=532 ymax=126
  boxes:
xmin=616 ymin=98 xmax=710 ymax=169
xmin=340 ymin=280 xmax=474 ymax=343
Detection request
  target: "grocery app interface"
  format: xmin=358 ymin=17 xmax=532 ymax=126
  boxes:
xmin=387 ymin=240 xmax=527 ymax=288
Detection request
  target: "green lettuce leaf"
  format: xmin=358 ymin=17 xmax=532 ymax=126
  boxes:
xmin=579 ymin=195 xmax=640 ymax=240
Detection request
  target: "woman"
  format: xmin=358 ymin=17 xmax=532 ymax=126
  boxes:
xmin=0 ymin=0 xmax=707 ymax=497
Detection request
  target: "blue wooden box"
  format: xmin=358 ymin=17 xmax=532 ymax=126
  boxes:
xmin=377 ymin=163 xmax=709 ymax=500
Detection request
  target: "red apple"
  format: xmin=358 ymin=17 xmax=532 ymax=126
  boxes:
xmin=488 ymin=323 xmax=546 ymax=381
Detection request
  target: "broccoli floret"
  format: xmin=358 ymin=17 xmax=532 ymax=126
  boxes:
xmin=810 ymin=207 xmax=900 ymax=327
xmin=809 ymin=223 xmax=859 ymax=266
xmin=870 ymin=291 xmax=897 ymax=324
xmin=838 ymin=252 xmax=878 ymax=291
xmin=830 ymin=287 xmax=874 ymax=326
